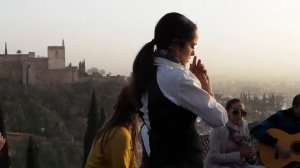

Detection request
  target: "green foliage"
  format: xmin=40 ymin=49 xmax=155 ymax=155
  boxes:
xmin=26 ymin=136 xmax=39 ymax=168
xmin=8 ymin=136 xmax=27 ymax=167
xmin=82 ymin=90 xmax=100 ymax=167
xmin=0 ymin=79 xmax=126 ymax=168
xmin=98 ymin=108 xmax=106 ymax=131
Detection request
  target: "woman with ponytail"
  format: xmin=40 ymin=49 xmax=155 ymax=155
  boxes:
xmin=132 ymin=12 xmax=228 ymax=168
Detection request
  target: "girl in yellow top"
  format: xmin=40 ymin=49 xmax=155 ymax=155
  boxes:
xmin=85 ymin=86 xmax=138 ymax=168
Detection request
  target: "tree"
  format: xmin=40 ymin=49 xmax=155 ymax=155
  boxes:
xmin=0 ymin=105 xmax=11 ymax=168
xmin=82 ymin=90 xmax=99 ymax=167
xmin=107 ymin=72 xmax=112 ymax=76
xmin=98 ymin=108 xmax=106 ymax=130
xmin=86 ymin=67 xmax=105 ymax=76
xmin=26 ymin=136 xmax=39 ymax=168
xmin=87 ymin=67 xmax=99 ymax=75
xmin=99 ymin=69 xmax=106 ymax=76
xmin=16 ymin=50 xmax=22 ymax=54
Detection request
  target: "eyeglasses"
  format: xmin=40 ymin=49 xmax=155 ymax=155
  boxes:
xmin=232 ymin=110 xmax=247 ymax=117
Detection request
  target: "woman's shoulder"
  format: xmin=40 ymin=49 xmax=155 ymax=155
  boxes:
xmin=111 ymin=126 xmax=131 ymax=140
xmin=158 ymin=65 xmax=198 ymax=84
xmin=109 ymin=127 xmax=132 ymax=149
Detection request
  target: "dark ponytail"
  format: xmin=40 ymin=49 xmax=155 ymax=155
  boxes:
xmin=132 ymin=41 xmax=156 ymax=102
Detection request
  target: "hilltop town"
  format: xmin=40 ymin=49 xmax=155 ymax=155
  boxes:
xmin=0 ymin=40 xmax=128 ymax=85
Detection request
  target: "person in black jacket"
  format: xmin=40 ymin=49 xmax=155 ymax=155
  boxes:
xmin=251 ymin=94 xmax=300 ymax=168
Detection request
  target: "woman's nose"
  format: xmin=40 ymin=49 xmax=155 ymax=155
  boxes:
xmin=191 ymin=50 xmax=195 ymax=56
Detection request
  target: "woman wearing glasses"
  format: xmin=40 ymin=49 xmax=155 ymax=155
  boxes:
xmin=204 ymin=98 xmax=264 ymax=168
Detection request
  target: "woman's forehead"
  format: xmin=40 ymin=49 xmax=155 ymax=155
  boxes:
xmin=230 ymin=102 xmax=244 ymax=109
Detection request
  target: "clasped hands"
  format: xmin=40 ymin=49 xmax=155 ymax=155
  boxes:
xmin=189 ymin=56 xmax=212 ymax=96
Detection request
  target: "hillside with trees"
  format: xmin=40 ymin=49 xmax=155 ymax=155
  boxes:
xmin=0 ymin=77 xmax=289 ymax=167
xmin=0 ymin=79 xmax=126 ymax=168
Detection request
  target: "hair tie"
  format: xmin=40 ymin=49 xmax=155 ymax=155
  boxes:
xmin=150 ymin=39 xmax=157 ymax=52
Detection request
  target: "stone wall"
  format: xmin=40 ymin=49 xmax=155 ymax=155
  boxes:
xmin=0 ymin=45 xmax=83 ymax=85
xmin=32 ymin=67 xmax=79 ymax=85
xmin=0 ymin=55 xmax=29 ymax=82
xmin=22 ymin=58 xmax=48 ymax=85
xmin=77 ymin=75 xmax=128 ymax=84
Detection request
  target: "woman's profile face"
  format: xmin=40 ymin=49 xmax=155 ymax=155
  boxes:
xmin=227 ymin=102 xmax=246 ymax=126
xmin=173 ymin=31 xmax=198 ymax=65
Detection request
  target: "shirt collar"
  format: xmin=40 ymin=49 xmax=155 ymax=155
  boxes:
xmin=154 ymin=57 xmax=186 ymax=70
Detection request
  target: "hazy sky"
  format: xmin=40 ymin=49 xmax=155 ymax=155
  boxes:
xmin=1 ymin=0 xmax=300 ymax=80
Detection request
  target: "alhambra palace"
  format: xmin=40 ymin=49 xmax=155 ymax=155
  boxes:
xmin=0 ymin=40 xmax=127 ymax=85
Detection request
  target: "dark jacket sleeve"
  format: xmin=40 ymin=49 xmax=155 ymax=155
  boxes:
xmin=250 ymin=113 xmax=281 ymax=147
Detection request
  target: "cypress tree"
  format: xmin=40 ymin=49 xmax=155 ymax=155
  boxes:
xmin=98 ymin=107 xmax=106 ymax=130
xmin=0 ymin=105 xmax=11 ymax=168
xmin=82 ymin=90 xmax=99 ymax=167
xmin=26 ymin=136 xmax=39 ymax=168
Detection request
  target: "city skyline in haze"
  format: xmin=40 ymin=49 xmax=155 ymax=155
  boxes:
xmin=1 ymin=0 xmax=300 ymax=81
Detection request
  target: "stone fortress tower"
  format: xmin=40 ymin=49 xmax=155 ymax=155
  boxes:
xmin=0 ymin=40 xmax=128 ymax=85
xmin=0 ymin=40 xmax=85 ymax=85
xmin=48 ymin=40 xmax=65 ymax=70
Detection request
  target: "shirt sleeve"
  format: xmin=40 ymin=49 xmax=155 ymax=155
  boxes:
xmin=156 ymin=66 xmax=228 ymax=128
xmin=110 ymin=128 xmax=133 ymax=168
xmin=250 ymin=113 xmax=280 ymax=147
xmin=175 ymin=73 xmax=228 ymax=128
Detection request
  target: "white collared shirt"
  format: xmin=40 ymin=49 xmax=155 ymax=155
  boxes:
xmin=141 ymin=57 xmax=228 ymax=129
xmin=140 ymin=57 xmax=228 ymax=156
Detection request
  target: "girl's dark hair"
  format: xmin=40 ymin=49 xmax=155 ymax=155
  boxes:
xmin=94 ymin=85 xmax=139 ymax=160
xmin=225 ymin=98 xmax=242 ymax=111
xmin=132 ymin=12 xmax=197 ymax=103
